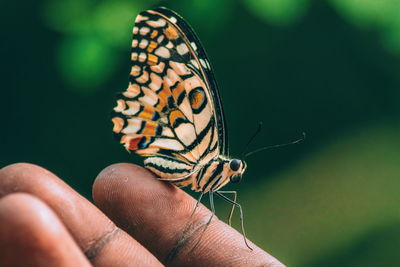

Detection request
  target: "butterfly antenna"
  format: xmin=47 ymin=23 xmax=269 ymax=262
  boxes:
xmin=240 ymin=122 xmax=263 ymax=159
xmin=244 ymin=132 xmax=306 ymax=159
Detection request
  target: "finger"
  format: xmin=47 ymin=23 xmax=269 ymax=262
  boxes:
xmin=0 ymin=193 xmax=91 ymax=267
xmin=0 ymin=163 xmax=163 ymax=267
xmin=93 ymin=163 xmax=284 ymax=267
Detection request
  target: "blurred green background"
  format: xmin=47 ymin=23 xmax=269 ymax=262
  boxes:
xmin=1 ymin=0 xmax=399 ymax=266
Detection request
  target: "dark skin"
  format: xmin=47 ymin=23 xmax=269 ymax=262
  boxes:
xmin=0 ymin=163 xmax=284 ymax=266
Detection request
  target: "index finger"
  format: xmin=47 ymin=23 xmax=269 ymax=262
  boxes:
xmin=93 ymin=163 xmax=284 ymax=266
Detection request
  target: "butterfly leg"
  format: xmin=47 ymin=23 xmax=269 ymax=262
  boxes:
xmin=215 ymin=190 xmax=237 ymax=226
xmin=199 ymin=192 xmax=215 ymax=236
xmin=191 ymin=191 xmax=215 ymax=251
xmin=208 ymin=190 xmax=215 ymax=224
xmin=190 ymin=192 xmax=204 ymax=218
xmin=215 ymin=191 xmax=253 ymax=250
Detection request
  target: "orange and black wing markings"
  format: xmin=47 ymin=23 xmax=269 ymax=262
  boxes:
xmin=111 ymin=7 xmax=224 ymax=181
xmin=152 ymin=7 xmax=228 ymax=155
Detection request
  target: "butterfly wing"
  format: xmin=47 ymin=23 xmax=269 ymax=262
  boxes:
xmin=151 ymin=7 xmax=229 ymax=155
xmin=111 ymin=7 xmax=227 ymax=181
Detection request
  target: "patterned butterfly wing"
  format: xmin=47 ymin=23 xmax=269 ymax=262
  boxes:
xmin=151 ymin=7 xmax=229 ymax=156
xmin=111 ymin=7 xmax=228 ymax=183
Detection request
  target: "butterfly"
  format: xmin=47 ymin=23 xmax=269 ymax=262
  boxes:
xmin=111 ymin=6 xmax=252 ymax=249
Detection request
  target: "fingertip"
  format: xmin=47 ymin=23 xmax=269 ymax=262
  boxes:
xmin=94 ymin=162 xmax=173 ymax=191
xmin=93 ymin=163 xmax=200 ymax=255
xmin=0 ymin=163 xmax=72 ymax=204
xmin=0 ymin=193 xmax=59 ymax=231
xmin=0 ymin=163 xmax=53 ymax=183
xmin=0 ymin=193 xmax=91 ymax=267
xmin=94 ymin=163 xmax=153 ymax=210
xmin=93 ymin=163 xmax=186 ymax=214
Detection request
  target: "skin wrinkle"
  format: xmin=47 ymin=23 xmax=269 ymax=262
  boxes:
xmin=85 ymin=224 xmax=119 ymax=260
xmin=165 ymin=195 xmax=219 ymax=261
xmin=174 ymin=220 xmax=228 ymax=264
xmin=165 ymin=215 xmax=210 ymax=263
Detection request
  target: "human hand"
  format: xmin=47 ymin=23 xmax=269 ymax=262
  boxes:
xmin=0 ymin=163 xmax=284 ymax=266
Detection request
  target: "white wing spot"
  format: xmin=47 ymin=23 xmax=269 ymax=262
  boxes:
xmin=122 ymin=101 xmax=141 ymax=116
xmin=131 ymin=65 xmax=141 ymax=76
xmin=157 ymin=35 xmax=165 ymax=44
xmin=170 ymin=16 xmax=177 ymax=23
xmin=170 ymin=61 xmax=191 ymax=75
xmin=200 ymin=59 xmax=207 ymax=69
xmin=140 ymin=87 xmax=158 ymax=106
xmin=150 ymin=62 xmax=165 ymax=73
xmin=136 ymin=71 xmax=149 ymax=83
xmin=177 ymin=43 xmax=189 ymax=55
xmin=151 ymin=138 xmax=185 ymax=151
xmin=146 ymin=18 xmax=167 ymax=28
xmin=140 ymin=27 xmax=150 ymax=35
xmin=135 ymin=15 xmax=149 ymax=23
xmin=139 ymin=39 xmax=149 ymax=49
xmin=149 ymin=73 xmax=162 ymax=91
xmin=139 ymin=52 xmax=147 ymax=62
xmin=190 ymin=59 xmax=199 ymax=69
xmin=131 ymin=52 xmax=138 ymax=61
xmin=113 ymin=99 xmax=126 ymax=112
xmin=122 ymin=118 xmax=142 ymax=134
xmin=155 ymin=46 xmax=170 ymax=58
xmin=190 ymin=42 xmax=198 ymax=51
xmin=123 ymin=84 xmax=141 ymax=98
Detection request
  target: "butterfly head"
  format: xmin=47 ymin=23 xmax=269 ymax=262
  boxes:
xmin=228 ymin=158 xmax=247 ymax=184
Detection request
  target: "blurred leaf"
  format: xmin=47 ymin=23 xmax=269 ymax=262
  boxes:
xmin=175 ymin=0 xmax=234 ymax=33
xmin=330 ymin=0 xmax=400 ymax=54
xmin=383 ymin=28 xmax=400 ymax=54
xmin=42 ymin=0 xmax=96 ymax=34
xmin=93 ymin=1 xmax=144 ymax=48
xmin=380 ymin=13 xmax=400 ymax=54
xmin=58 ymin=35 xmax=116 ymax=92
xmin=330 ymin=0 xmax=399 ymax=28
xmin=42 ymin=0 xmax=162 ymax=91
xmin=43 ymin=0 xmax=145 ymax=47
xmin=244 ymin=0 xmax=310 ymax=25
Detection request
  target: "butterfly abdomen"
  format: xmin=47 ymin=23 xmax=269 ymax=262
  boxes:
xmin=144 ymin=156 xmax=193 ymax=179
xmin=189 ymin=157 xmax=231 ymax=192
xmin=143 ymin=155 xmax=232 ymax=193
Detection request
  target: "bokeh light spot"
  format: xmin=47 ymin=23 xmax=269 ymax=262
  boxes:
xmin=58 ymin=36 xmax=116 ymax=93
xmin=244 ymin=0 xmax=310 ymax=25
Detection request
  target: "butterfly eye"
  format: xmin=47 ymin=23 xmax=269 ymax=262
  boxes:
xmin=230 ymin=174 xmax=242 ymax=183
xmin=229 ymin=159 xmax=241 ymax=171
